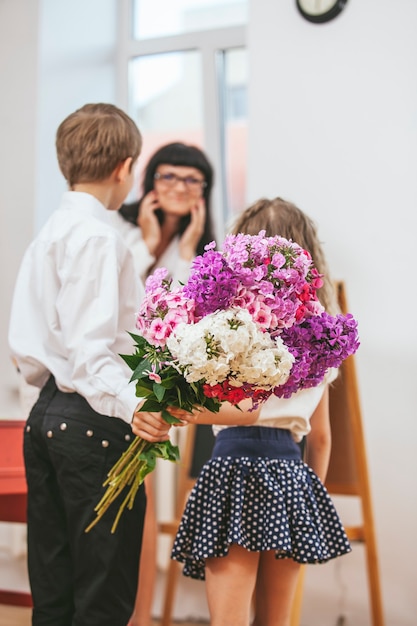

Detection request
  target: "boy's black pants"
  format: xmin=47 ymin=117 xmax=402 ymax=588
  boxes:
xmin=24 ymin=376 xmax=146 ymax=626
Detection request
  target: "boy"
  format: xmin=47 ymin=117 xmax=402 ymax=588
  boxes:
xmin=8 ymin=103 xmax=171 ymax=626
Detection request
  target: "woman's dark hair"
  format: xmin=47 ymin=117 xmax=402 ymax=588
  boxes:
xmin=119 ymin=142 xmax=215 ymax=255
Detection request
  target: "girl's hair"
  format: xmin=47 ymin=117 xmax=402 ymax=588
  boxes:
xmin=119 ymin=142 xmax=215 ymax=256
xmin=56 ymin=103 xmax=142 ymax=187
xmin=231 ymin=197 xmax=339 ymax=314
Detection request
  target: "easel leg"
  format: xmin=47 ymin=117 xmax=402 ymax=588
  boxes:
xmin=160 ymin=559 xmax=182 ymax=626
xmin=290 ymin=565 xmax=305 ymax=626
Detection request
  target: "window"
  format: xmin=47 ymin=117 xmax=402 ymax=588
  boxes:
xmin=219 ymin=46 xmax=248 ymax=219
xmin=117 ymin=0 xmax=248 ymax=237
xmin=129 ymin=50 xmax=204 ymax=171
xmin=132 ymin=0 xmax=248 ymax=40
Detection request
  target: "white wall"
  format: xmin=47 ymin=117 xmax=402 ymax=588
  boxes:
xmin=1 ymin=0 xmax=416 ymax=624
xmin=0 ymin=0 xmax=119 ymax=599
xmin=248 ymin=1 xmax=417 ymax=624
xmin=35 ymin=0 xmax=118 ymax=231
xmin=0 ymin=0 xmax=40 ymax=416
xmin=0 ymin=0 xmax=118 ymax=416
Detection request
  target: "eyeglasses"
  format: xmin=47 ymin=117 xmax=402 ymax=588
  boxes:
xmin=154 ymin=172 xmax=207 ymax=191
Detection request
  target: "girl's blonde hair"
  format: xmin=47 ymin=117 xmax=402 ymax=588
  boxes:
xmin=231 ymin=197 xmax=339 ymax=314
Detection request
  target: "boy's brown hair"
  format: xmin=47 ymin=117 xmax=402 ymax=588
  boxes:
xmin=56 ymin=103 xmax=142 ymax=187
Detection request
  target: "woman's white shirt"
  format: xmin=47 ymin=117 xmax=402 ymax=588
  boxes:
xmin=108 ymin=211 xmax=192 ymax=286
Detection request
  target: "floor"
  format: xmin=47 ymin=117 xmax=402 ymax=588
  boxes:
xmin=0 ymin=605 xmax=30 ymax=626
xmin=0 ymin=605 xmax=208 ymax=626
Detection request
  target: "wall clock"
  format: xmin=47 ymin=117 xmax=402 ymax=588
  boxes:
xmin=296 ymin=0 xmax=349 ymax=24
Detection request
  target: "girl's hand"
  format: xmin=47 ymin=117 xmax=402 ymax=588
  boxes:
xmin=178 ymin=198 xmax=206 ymax=261
xmin=168 ymin=406 xmax=199 ymax=426
xmin=137 ymin=190 xmax=161 ymax=255
xmin=131 ymin=405 xmax=171 ymax=441
xmin=192 ymin=399 xmax=260 ymax=426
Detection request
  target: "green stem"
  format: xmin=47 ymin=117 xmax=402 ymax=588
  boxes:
xmin=104 ymin=437 xmax=148 ymax=485
xmin=85 ymin=438 xmax=152 ymax=533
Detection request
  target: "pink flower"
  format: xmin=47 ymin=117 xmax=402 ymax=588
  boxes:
xmin=144 ymin=365 xmax=162 ymax=384
xmin=251 ymin=302 xmax=273 ymax=329
xmin=148 ymin=318 xmax=171 ymax=347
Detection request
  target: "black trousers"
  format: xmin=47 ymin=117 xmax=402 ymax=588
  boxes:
xmin=24 ymin=377 xmax=146 ymax=626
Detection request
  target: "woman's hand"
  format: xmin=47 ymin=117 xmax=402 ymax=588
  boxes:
xmin=137 ymin=190 xmax=161 ymax=255
xmin=178 ymin=198 xmax=206 ymax=261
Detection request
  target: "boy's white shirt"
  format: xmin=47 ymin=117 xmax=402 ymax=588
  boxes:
xmin=8 ymin=191 xmax=144 ymax=423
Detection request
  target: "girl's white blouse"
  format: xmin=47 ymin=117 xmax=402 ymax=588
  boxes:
xmin=213 ymin=369 xmax=338 ymax=441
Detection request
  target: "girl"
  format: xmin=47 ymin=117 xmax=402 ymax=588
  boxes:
xmin=171 ymin=197 xmax=352 ymax=626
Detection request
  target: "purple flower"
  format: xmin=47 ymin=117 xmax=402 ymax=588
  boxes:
xmin=275 ymin=312 xmax=360 ymax=398
xmin=145 ymin=267 xmax=170 ymax=292
xmin=136 ymin=233 xmax=360 ymax=399
xmin=183 ymin=249 xmax=240 ymax=317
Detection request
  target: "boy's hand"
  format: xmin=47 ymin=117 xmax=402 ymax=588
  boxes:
xmin=131 ymin=405 xmax=171 ymax=441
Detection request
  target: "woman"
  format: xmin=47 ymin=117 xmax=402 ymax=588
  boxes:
xmin=113 ymin=141 xmax=215 ymax=286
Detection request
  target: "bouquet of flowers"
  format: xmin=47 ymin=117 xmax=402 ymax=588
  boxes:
xmin=86 ymin=231 xmax=359 ymax=533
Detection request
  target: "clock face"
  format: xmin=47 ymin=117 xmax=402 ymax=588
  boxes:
xmin=296 ymin=0 xmax=348 ymax=23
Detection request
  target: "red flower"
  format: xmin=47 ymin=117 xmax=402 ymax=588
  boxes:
xmin=298 ymin=284 xmax=311 ymax=303
xmin=203 ymin=383 xmax=219 ymax=398
xmin=223 ymin=386 xmax=246 ymax=404
xmin=295 ymin=304 xmax=307 ymax=321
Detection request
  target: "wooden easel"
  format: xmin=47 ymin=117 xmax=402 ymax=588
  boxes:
xmin=158 ymin=282 xmax=384 ymax=626
xmin=291 ymin=282 xmax=384 ymax=625
xmin=292 ymin=281 xmax=384 ymax=626
xmin=323 ymin=281 xmax=385 ymax=626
